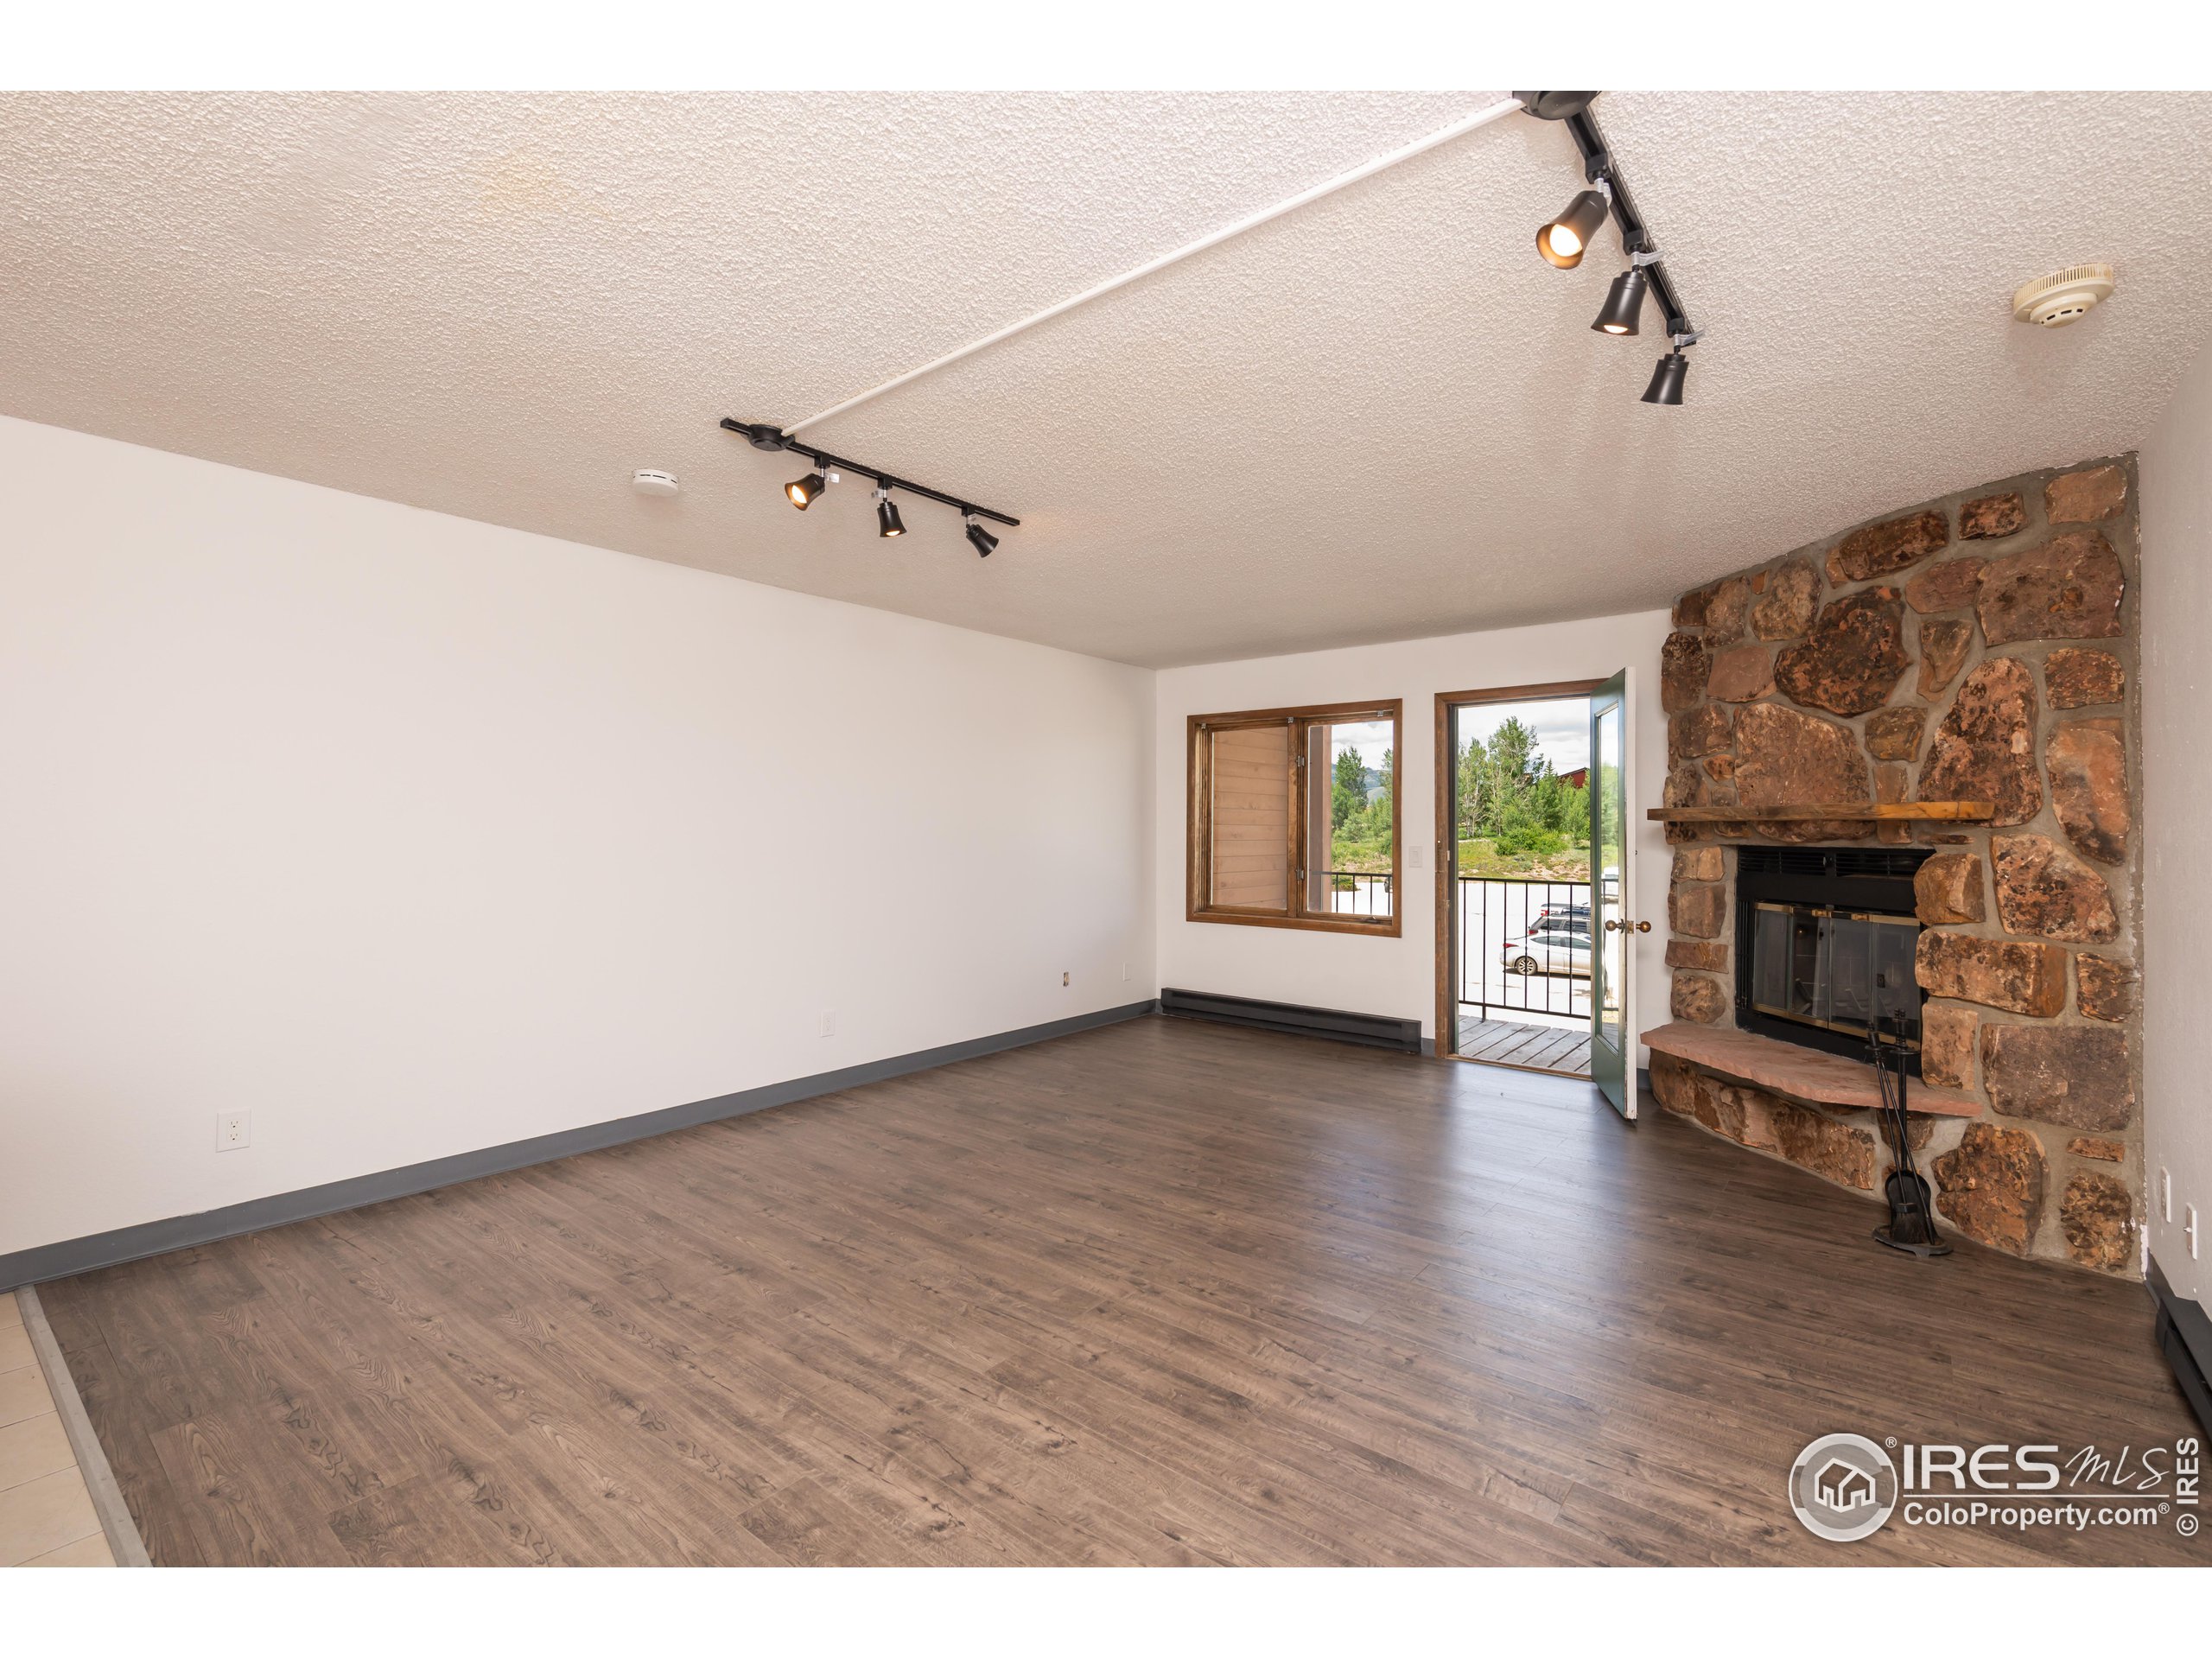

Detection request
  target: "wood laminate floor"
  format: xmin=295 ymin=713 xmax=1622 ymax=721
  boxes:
xmin=39 ymin=1016 xmax=2202 ymax=1566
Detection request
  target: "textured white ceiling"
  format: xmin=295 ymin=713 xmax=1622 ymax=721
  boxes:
xmin=4 ymin=91 xmax=2210 ymax=667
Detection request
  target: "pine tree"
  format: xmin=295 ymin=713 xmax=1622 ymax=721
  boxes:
xmin=1332 ymin=746 xmax=1363 ymax=832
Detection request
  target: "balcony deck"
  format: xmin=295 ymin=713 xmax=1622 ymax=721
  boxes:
xmin=1457 ymin=1014 xmax=1593 ymax=1077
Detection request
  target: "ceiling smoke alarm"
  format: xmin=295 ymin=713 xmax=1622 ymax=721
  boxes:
xmin=2012 ymin=264 xmax=2116 ymax=328
xmin=631 ymin=468 xmax=680 ymax=496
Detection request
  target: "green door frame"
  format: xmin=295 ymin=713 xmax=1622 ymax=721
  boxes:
xmin=1587 ymin=671 xmax=1633 ymax=1116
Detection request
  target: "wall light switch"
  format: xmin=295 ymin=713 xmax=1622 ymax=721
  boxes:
xmin=1409 ymin=845 xmax=1426 ymax=870
xmin=2162 ymin=1166 xmax=2174 ymax=1224
xmin=217 ymin=1111 xmax=251 ymax=1152
xmin=2189 ymin=1205 xmax=2202 ymax=1262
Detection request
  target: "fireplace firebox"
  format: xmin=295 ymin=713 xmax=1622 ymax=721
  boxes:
xmin=1733 ymin=847 xmax=1932 ymax=1075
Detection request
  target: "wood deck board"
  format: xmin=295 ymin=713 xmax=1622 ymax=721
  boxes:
xmin=1459 ymin=1015 xmax=1592 ymax=1077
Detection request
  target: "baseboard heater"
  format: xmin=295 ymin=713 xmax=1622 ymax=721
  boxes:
xmin=1160 ymin=988 xmax=1423 ymax=1054
xmin=2150 ymin=1257 xmax=2212 ymax=1435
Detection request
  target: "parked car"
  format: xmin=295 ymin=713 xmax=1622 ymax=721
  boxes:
xmin=1502 ymin=928 xmax=1593 ymax=978
xmin=1530 ymin=900 xmax=1592 ymax=934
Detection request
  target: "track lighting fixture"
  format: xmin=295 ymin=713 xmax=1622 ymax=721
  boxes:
xmin=1537 ymin=188 xmax=1610 ymax=270
xmin=1518 ymin=92 xmax=1702 ymax=406
xmin=1642 ymin=344 xmax=1690 ymax=406
xmin=726 ymin=420 xmax=1018 ymax=552
xmin=1592 ymin=264 xmax=1649 ymax=335
xmin=874 ymin=485 xmax=906 ymax=538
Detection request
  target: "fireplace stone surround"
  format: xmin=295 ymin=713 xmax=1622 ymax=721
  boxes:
xmin=1646 ymin=454 xmax=2142 ymax=1275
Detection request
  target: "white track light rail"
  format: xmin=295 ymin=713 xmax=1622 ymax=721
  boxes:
xmin=778 ymin=97 xmax=1527 ymax=439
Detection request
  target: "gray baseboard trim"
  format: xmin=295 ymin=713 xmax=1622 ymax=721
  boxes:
xmin=0 ymin=999 xmax=1160 ymax=1292
xmin=15 ymin=1284 xmax=152 ymax=1566
xmin=2149 ymin=1255 xmax=2212 ymax=1435
xmin=1637 ymin=1065 xmax=1651 ymax=1096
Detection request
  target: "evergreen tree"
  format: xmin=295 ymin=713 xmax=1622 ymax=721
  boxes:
xmin=1454 ymin=715 xmax=1590 ymax=859
xmin=1332 ymin=746 xmax=1364 ymax=832
xmin=1456 ymin=736 xmax=1483 ymax=838
xmin=1488 ymin=716 xmax=1539 ymax=790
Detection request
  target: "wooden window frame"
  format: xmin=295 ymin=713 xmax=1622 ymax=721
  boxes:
xmin=1185 ymin=698 xmax=1403 ymax=938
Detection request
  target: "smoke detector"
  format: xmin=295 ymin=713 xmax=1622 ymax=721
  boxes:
xmin=2012 ymin=264 xmax=2115 ymax=328
xmin=631 ymin=468 xmax=679 ymax=496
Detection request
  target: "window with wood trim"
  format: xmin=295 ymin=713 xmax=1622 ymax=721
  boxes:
xmin=1186 ymin=700 xmax=1402 ymax=935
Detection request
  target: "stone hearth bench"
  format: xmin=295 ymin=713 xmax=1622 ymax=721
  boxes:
xmin=1639 ymin=1022 xmax=1980 ymax=1117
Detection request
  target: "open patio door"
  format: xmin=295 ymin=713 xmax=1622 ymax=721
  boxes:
xmin=1588 ymin=671 xmax=1633 ymax=1117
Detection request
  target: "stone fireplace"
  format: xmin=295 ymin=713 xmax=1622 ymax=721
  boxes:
xmin=1648 ymin=455 xmax=2142 ymax=1274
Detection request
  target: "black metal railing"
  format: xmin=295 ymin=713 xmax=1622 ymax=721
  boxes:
xmin=1457 ymin=875 xmax=1593 ymax=1020
xmin=1321 ymin=870 xmax=1393 ymax=918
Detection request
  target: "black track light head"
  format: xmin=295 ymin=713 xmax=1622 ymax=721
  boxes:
xmin=964 ymin=514 xmax=998 ymax=558
xmin=1537 ymin=188 xmax=1611 ymax=270
xmin=725 ymin=418 xmax=1020 ymax=538
xmin=1642 ymin=349 xmax=1689 ymax=406
xmin=1514 ymin=91 xmax=1600 ymax=122
xmin=1592 ymin=265 xmax=1649 ymax=336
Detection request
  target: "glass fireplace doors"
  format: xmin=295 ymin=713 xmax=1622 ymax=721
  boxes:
xmin=1746 ymin=902 xmax=1921 ymax=1056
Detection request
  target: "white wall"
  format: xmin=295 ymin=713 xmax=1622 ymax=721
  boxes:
xmin=1154 ymin=612 xmax=1675 ymax=1065
xmin=0 ymin=416 xmax=1155 ymax=1261
xmin=2141 ymin=342 xmax=2212 ymax=1306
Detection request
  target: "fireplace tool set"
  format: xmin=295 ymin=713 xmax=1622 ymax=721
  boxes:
xmin=1867 ymin=1006 xmax=1950 ymax=1258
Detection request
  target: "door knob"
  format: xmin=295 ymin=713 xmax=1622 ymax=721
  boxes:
xmin=1635 ymin=920 xmax=1651 ymax=933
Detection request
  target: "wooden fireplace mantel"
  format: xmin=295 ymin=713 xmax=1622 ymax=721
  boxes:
xmin=1640 ymin=1022 xmax=1980 ymax=1117
xmin=1644 ymin=800 xmax=1993 ymax=824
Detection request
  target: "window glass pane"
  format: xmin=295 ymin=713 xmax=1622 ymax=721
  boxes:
xmin=1594 ymin=702 xmax=1624 ymax=1046
xmin=1309 ymin=719 xmax=1394 ymax=918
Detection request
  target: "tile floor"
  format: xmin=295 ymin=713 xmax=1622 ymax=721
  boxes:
xmin=0 ymin=1293 xmax=113 ymax=1567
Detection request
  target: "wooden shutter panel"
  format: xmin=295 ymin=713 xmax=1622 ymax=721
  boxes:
xmin=1208 ymin=724 xmax=1291 ymax=911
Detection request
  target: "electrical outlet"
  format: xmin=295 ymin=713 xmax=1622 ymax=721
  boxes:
xmin=217 ymin=1111 xmax=251 ymax=1152
xmin=818 ymin=1009 xmax=835 ymax=1039
xmin=1062 ymin=970 xmax=1071 ymax=987
xmin=1122 ymin=961 xmax=1130 ymax=982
